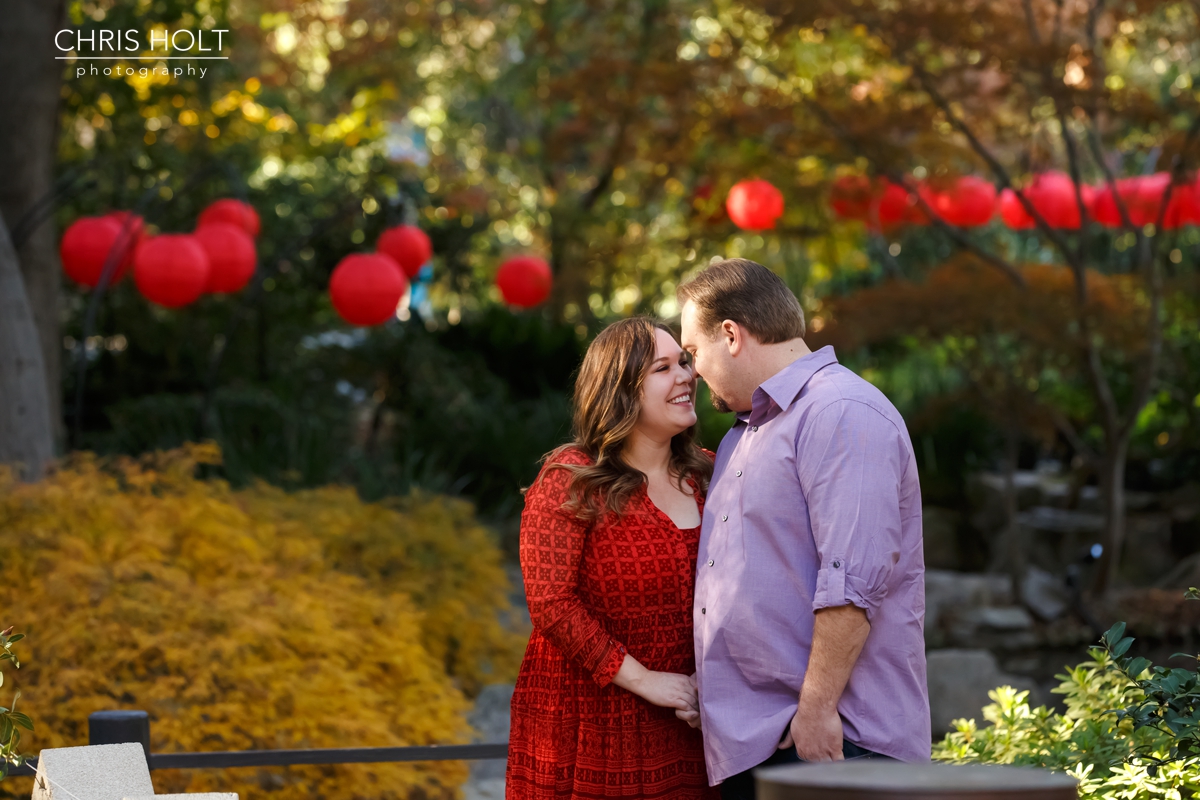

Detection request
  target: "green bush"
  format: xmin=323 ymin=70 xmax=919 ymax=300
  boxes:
xmin=934 ymin=647 xmax=1200 ymax=798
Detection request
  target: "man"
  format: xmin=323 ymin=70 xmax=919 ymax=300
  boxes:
xmin=677 ymin=258 xmax=929 ymax=800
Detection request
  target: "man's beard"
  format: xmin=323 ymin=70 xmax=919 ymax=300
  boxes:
xmin=710 ymin=391 xmax=733 ymax=414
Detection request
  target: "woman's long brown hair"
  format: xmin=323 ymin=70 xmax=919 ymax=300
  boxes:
xmin=538 ymin=316 xmax=713 ymax=522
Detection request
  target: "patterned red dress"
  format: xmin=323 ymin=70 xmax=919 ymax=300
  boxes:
xmin=506 ymin=448 xmax=718 ymax=800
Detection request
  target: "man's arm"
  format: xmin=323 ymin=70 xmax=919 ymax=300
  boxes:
xmin=781 ymin=603 xmax=870 ymax=761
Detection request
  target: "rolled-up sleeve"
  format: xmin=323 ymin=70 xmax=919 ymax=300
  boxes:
xmin=797 ymin=400 xmax=906 ymax=621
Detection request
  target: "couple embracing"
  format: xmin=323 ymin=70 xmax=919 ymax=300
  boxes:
xmin=506 ymin=259 xmax=930 ymax=800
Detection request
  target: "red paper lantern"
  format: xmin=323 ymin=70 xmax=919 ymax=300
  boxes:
xmin=829 ymin=175 xmax=874 ymax=220
xmin=496 ymin=255 xmax=552 ymax=308
xmin=60 ymin=216 xmax=128 ymax=288
xmin=133 ymin=234 xmax=211 ymax=308
xmin=198 ymin=198 xmax=261 ymax=238
xmin=1093 ymin=173 xmax=1199 ymax=229
xmin=376 ymin=224 xmax=432 ymax=278
xmin=192 ymin=222 xmax=257 ymax=294
xmin=873 ymin=182 xmax=927 ymax=227
xmin=329 ymin=253 xmax=408 ymax=326
xmin=1000 ymin=172 xmax=1093 ymax=230
xmin=106 ymin=211 xmax=146 ymax=267
xmin=726 ymin=179 xmax=784 ymax=230
xmin=920 ymin=177 xmax=997 ymax=228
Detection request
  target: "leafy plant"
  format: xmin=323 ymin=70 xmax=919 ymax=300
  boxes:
xmin=0 ymin=445 xmax=525 ymax=800
xmin=1100 ymin=616 xmax=1200 ymax=775
xmin=0 ymin=629 xmax=31 ymax=780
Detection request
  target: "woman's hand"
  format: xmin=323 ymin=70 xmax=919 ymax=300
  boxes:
xmin=612 ymin=654 xmax=698 ymax=713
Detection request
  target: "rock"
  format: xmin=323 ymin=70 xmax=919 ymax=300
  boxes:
xmin=1021 ymin=566 xmax=1070 ymax=621
xmin=33 ymin=743 xmax=154 ymax=800
xmin=926 ymin=649 xmax=1038 ymax=734
xmin=1016 ymin=507 xmax=1105 ymax=535
xmin=923 ymin=507 xmax=962 ymax=570
xmin=924 ymin=570 xmax=1013 ymax=641
xmin=464 ymin=683 xmax=514 ymax=790
xmin=969 ymin=606 xmax=1035 ymax=630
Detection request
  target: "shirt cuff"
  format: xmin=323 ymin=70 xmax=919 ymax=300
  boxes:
xmin=592 ymin=642 xmax=627 ymax=687
xmin=812 ymin=560 xmax=888 ymax=621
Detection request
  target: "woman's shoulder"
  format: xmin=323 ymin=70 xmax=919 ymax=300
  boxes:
xmin=544 ymin=445 xmax=594 ymax=468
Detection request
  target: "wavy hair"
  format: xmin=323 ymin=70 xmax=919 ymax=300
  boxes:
xmin=539 ymin=316 xmax=712 ymax=522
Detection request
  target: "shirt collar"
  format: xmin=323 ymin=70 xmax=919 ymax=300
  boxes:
xmin=754 ymin=345 xmax=839 ymax=413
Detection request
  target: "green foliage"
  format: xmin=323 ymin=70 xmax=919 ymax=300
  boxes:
xmin=0 ymin=630 xmax=31 ymax=780
xmin=1100 ymin=622 xmax=1200 ymax=774
xmin=934 ymin=637 xmax=1200 ymax=799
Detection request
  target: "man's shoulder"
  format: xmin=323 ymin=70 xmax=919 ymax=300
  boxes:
xmin=800 ymin=365 xmax=907 ymax=432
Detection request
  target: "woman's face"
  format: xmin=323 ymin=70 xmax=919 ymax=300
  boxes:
xmin=634 ymin=328 xmax=698 ymax=441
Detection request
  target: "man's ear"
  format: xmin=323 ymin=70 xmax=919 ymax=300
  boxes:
xmin=721 ymin=320 xmax=744 ymax=357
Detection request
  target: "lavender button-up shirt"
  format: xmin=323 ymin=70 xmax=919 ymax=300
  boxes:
xmin=694 ymin=346 xmax=930 ymax=784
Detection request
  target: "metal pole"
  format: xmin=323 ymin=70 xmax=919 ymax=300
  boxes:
xmin=88 ymin=710 xmax=151 ymax=763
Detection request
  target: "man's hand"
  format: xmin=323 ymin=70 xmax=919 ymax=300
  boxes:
xmin=675 ymin=673 xmax=702 ymax=728
xmin=783 ymin=603 xmax=870 ymax=762
xmin=778 ymin=703 xmax=843 ymax=761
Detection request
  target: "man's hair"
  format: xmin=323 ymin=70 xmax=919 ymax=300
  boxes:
xmin=676 ymin=258 xmax=806 ymax=343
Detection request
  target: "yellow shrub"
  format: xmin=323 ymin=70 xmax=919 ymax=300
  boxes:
xmin=0 ymin=444 xmax=526 ymax=800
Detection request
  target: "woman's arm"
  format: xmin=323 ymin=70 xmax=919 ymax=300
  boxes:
xmin=520 ymin=461 xmax=697 ymax=713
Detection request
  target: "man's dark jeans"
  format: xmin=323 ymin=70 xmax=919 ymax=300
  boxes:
xmin=717 ymin=739 xmax=888 ymax=800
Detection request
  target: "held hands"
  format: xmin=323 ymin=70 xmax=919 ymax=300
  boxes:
xmin=779 ymin=701 xmax=844 ymax=762
xmin=675 ymin=673 xmax=701 ymax=729
xmin=613 ymin=655 xmax=699 ymax=723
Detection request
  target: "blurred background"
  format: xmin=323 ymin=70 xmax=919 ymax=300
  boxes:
xmin=2 ymin=0 xmax=1200 ymax=797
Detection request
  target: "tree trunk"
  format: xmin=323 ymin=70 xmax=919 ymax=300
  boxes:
xmin=1094 ymin=438 xmax=1130 ymax=594
xmin=0 ymin=211 xmax=54 ymax=480
xmin=1002 ymin=423 xmax=1026 ymax=596
xmin=0 ymin=0 xmax=67 ymax=449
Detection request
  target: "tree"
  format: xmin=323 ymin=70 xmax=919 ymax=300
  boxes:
xmin=0 ymin=1 xmax=66 ymax=471
xmin=707 ymin=0 xmax=1200 ymax=592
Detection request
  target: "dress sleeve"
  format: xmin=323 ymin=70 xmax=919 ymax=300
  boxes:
xmin=796 ymin=401 xmax=907 ymax=622
xmin=520 ymin=459 xmax=627 ymax=687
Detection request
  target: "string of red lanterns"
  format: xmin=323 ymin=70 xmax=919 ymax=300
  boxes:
xmin=829 ymin=171 xmax=1200 ymax=231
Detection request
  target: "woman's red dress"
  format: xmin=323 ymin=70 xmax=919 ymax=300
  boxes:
xmin=506 ymin=448 xmax=718 ymax=800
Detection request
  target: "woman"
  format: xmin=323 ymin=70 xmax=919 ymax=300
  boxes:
xmin=506 ymin=317 xmax=718 ymax=800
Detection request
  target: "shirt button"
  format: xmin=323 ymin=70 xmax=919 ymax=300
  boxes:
xmin=701 ymin=608 xmax=706 ymax=614
xmin=708 ymin=560 xmax=714 ymax=567
xmin=721 ymin=515 xmax=728 ymax=521
xmin=832 ymin=560 xmax=842 ymax=569
xmin=735 ymin=470 xmax=742 ymax=477
xmin=751 ymin=426 xmax=758 ymax=432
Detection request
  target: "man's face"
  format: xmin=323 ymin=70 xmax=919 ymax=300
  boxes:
xmin=680 ymin=300 xmax=735 ymax=413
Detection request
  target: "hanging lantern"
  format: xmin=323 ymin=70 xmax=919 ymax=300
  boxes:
xmin=998 ymin=188 xmax=1035 ymax=230
xmin=829 ymin=175 xmax=874 ymax=220
xmin=873 ymin=182 xmax=927 ymax=227
xmin=105 ymin=211 xmax=146 ymax=267
xmin=376 ymin=224 xmax=433 ymax=278
xmin=60 ymin=216 xmax=127 ymax=288
xmin=496 ymin=255 xmax=552 ymax=308
xmin=133 ymin=234 xmax=211 ymax=308
xmin=192 ymin=222 xmax=257 ymax=294
xmin=1163 ymin=175 xmax=1200 ymax=230
xmin=329 ymin=253 xmax=408 ymax=326
xmin=920 ymin=176 xmax=997 ymax=228
xmin=726 ymin=179 xmax=784 ymax=230
xmin=1093 ymin=173 xmax=1198 ymax=229
xmin=198 ymin=198 xmax=261 ymax=238
xmin=1000 ymin=172 xmax=1093 ymax=230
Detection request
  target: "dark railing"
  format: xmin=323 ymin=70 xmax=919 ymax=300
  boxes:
xmin=12 ymin=710 xmax=507 ymax=776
